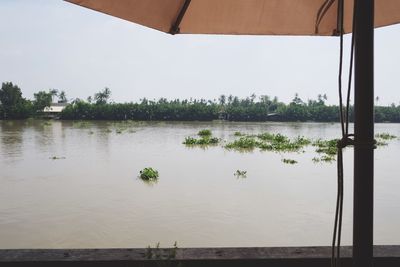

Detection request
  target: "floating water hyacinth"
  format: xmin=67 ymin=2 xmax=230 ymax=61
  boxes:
xmin=375 ymin=133 xmax=397 ymax=140
xmin=182 ymin=130 xmax=396 ymax=164
xmin=139 ymin=167 xmax=159 ymax=181
xmin=234 ymin=170 xmax=247 ymax=178
xmin=282 ymin=158 xmax=297 ymax=164
xmin=197 ymin=129 xmax=212 ymax=137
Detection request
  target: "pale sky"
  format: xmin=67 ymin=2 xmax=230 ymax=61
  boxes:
xmin=1 ymin=0 xmax=400 ymax=105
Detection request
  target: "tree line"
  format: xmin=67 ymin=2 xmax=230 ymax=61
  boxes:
xmin=1 ymin=81 xmax=400 ymax=122
xmin=0 ymin=82 xmax=67 ymax=119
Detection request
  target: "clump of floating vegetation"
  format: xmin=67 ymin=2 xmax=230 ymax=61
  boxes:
xmin=182 ymin=129 xmax=395 ymax=164
xmin=374 ymin=132 xmax=397 ymax=147
xmin=375 ymin=132 xmax=397 ymax=140
xmin=282 ymin=158 xmax=298 ymax=164
xmin=321 ymin=155 xmax=336 ymax=162
xmin=225 ymin=133 xmax=311 ymax=153
xmin=198 ymin=129 xmax=212 ymax=137
xmin=312 ymin=139 xmax=338 ymax=155
xmin=234 ymin=131 xmax=245 ymax=136
xmin=183 ymin=136 xmax=219 ymax=145
xmin=225 ymin=136 xmax=260 ymax=150
xmin=139 ymin=167 xmax=159 ymax=182
xmin=376 ymin=140 xmax=388 ymax=146
xmin=312 ymin=155 xmax=335 ymax=163
xmin=311 ymin=139 xmax=338 ymax=163
xmin=234 ymin=170 xmax=247 ymax=178
xmin=183 ymin=130 xmax=219 ymax=146
xmin=50 ymin=156 xmax=66 ymax=160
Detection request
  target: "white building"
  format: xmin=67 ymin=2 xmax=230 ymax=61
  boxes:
xmin=43 ymin=103 xmax=68 ymax=115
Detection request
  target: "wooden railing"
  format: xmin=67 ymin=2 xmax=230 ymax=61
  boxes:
xmin=1 ymin=245 xmax=400 ymax=267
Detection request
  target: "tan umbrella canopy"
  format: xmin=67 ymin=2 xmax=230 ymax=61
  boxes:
xmin=64 ymin=1 xmax=400 ymax=267
xmin=66 ymin=0 xmax=400 ymax=35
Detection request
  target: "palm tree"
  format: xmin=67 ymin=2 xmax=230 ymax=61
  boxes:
xmin=49 ymin=89 xmax=58 ymax=103
xmin=58 ymin=91 xmax=67 ymax=103
xmin=94 ymin=87 xmax=111 ymax=105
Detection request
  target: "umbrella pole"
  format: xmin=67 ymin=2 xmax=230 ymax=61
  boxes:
xmin=353 ymin=0 xmax=374 ymax=267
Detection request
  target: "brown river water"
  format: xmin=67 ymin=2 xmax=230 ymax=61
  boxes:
xmin=0 ymin=120 xmax=399 ymax=248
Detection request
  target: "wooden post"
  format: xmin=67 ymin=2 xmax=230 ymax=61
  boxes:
xmin=353 ymin=0 xmax=375 ymax=266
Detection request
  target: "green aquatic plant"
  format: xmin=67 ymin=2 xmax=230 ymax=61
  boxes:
xmin=376 ymin=140 xmax=388 ymax=146
xmin=50 ymin=156 xmax=66 ymax=160
xmin=312 ymin=157 xmax=321 ymax=163
xmin=234 ymin=131 xmax=245 ymax=136
xmin=225 ymin=136 xmax=260 ymax=150
xmin=313 ymin=155 xmax=336 ymax=163
xmin=196 ymin=137 xmax=219 ymax=145
xmin=257 ymin=132 xmax=274 ymax=141
xmin=183 ymin=129 xmax=219 ymax=146
xmin=116 ymin=129 xmax=123 ymax=134
xmin=198 ymin=129 xmax=212 ymax=137
xmin=321 ymin=155 xmax=336 ymax=162
xmin=183 ymin=129 xmax=394 ymax=165
xmin=312 ymin=139 xmax=338 ymax=156
xmin=183 ymin=136 xmax=219 ymax=146
xmin=294 ymin=136 xmax=312 ymax=146
xmin=226 ymin=133 xmax=309 ymax=153
xmin=375 ymin=133 xmax=397 ymax=140
xmin=259 ymin=141 xmax=302 ymax=152
xmin=139 ymin=167 xmax=159 ymax=181
xmin=183 ymin=136 xmax=197 ymax=145
xmin=282 ymin=158 xmax=297 ymax=164
xmin=272 ymin=133 xmax=289 ymax=143
xmin=234 ymin=170 xmax=247 ymax=178
xmin=255 ymin=133 xmax=310 ymax=152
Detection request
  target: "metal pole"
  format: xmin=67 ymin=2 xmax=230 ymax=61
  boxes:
xmin=353 ymin=0 xmax=374 ymax=266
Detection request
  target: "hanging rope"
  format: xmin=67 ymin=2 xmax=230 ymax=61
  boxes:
xmin=331 ymin=0 xmax=357 ymax=266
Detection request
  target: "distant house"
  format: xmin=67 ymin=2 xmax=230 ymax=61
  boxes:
xmin=43 ymin=103 xmax=68 ymax=117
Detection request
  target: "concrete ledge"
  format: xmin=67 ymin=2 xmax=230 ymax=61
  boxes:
xmin=1 ymin=245 xmax=400 ymax=267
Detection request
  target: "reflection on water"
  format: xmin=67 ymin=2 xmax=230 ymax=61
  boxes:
xmin=0 ymin=119 xmax=399 ymax=249
xmin=0 ymin=121 xmax=24 ymax=162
